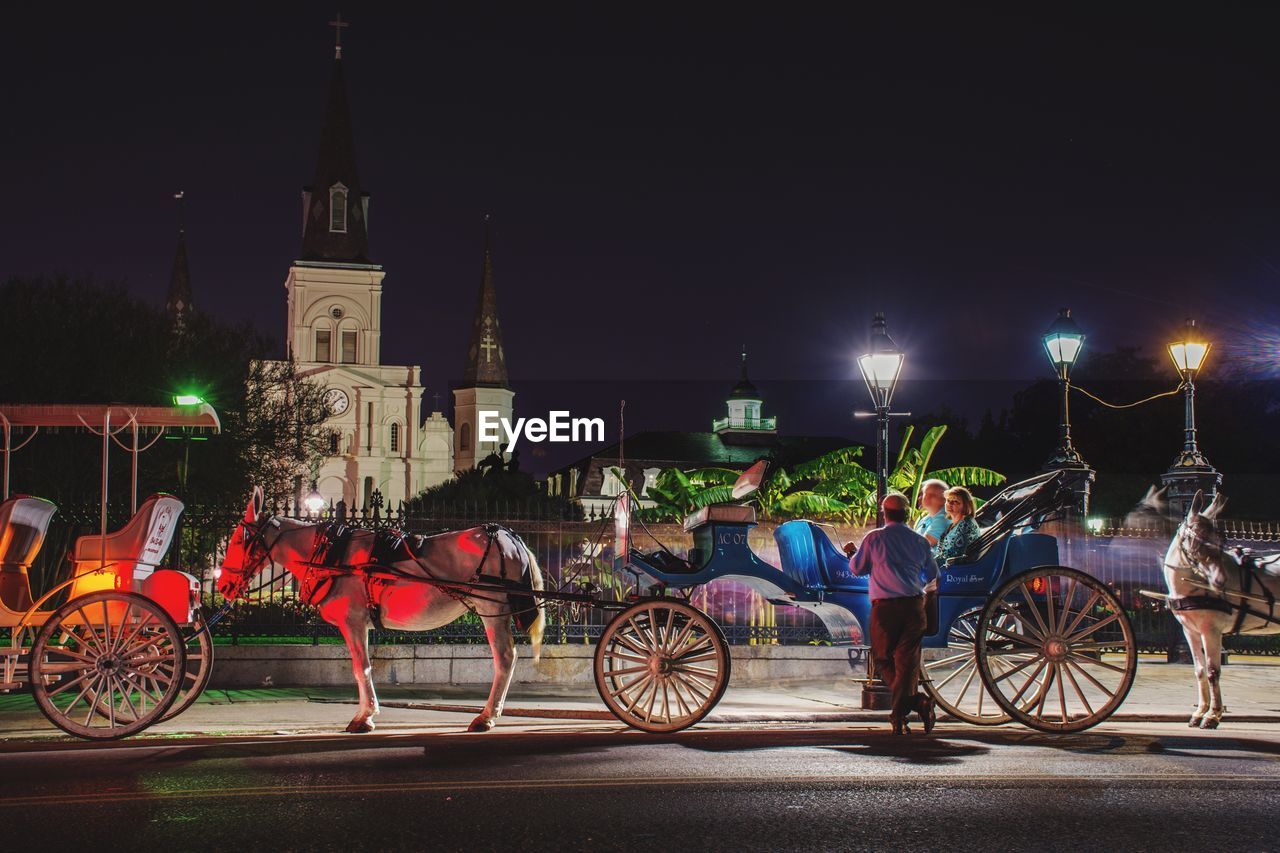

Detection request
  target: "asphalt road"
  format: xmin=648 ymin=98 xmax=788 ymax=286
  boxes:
xmin=2 ymin=722 xmax=1277 ymax=852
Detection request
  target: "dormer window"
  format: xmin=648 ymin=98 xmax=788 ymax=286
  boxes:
xmin=329 ymin=183 xmax=348 ymax=233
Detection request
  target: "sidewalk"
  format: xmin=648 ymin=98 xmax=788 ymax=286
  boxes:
xmin=2 ymin=659 xmax=1278 ymax=744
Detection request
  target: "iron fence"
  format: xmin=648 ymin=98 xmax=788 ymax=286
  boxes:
xmin=18 ymin=499 xmax=1280 ymax=653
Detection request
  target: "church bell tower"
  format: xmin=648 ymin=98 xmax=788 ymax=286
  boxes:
xmin=453 ymin=218 xmax=514 ymax=472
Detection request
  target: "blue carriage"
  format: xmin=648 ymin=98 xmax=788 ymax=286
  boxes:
xmin=596 ymin=467 xmax=1137 ymax=733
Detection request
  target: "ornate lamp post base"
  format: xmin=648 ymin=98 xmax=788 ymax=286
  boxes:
xmin=1160 ymin=460 xmax=1222 ymax=518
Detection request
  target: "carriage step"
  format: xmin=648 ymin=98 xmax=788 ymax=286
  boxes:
xmin=0 ymin=681 xmax=20 ymax=691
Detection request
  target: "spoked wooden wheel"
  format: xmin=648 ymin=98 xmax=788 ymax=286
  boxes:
xmin=31 ymin=591 xmax=186 ymax=740
xmin=160 ymin=610 xmax=214 ymax=722
xmin=977 ymin=566 xmax=1136 ymax=733
xmin=921 ymin=608 xmax=1014 ymax=725
xmin=594 ymin=599 xmax=730 ymax=733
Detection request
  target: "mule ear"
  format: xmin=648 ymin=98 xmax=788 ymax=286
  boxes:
xmin=245 ymin=487 xmax=264 ymax=523
xmin=1188 ymin=489 xmax=1205 ymax=517
xmin=1205 ymin=492 xmax=1227 ymax=520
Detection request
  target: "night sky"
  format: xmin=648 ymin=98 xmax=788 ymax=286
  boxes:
xmin=5 ymin=6 xmax=1279 ymax=469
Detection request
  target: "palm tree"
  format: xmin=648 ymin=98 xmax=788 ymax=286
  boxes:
xmin=640 ymin=424 xmax=1005 ymax=524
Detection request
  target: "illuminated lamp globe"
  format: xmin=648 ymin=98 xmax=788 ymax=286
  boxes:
xmin=858 ymin=313 xmax=904 ymax=407
xmin=1168 ymin=317 xmax=1211 ymax=378
xmin=304 ymin=481 xmax=326 ymax=515
xmin=1042 ymin=308 xmax=1085 ymax=374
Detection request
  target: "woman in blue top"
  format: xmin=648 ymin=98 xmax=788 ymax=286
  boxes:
xmin=936 ymin=486 xmax=980 ymax=564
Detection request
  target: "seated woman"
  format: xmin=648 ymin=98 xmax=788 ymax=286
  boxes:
xmin=936 ymin=486 xmax=981 ymax=564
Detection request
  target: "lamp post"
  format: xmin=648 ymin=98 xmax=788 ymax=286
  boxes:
xmin=1161 ymin=317 xmax=1221 ymax=515
xmin=1040 ymin=308 xmax=1094 ymax=515
xmin=858 ymin=313 xmax=905 ymax=525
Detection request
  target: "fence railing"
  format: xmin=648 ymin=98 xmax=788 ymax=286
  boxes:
xmin=19 ymin=501 xmax=1280 ymax=653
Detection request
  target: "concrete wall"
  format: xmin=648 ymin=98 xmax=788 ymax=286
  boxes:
xmin=208 ymin=644 xmax=862 ymax=690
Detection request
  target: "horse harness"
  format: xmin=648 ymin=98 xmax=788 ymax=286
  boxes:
xmin=298 ymin=522 xmax=540 ymax=631
xmin=1167 ymin=525 xmax=1280 ymax=634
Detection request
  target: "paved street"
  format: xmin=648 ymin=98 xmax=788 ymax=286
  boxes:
xmin=2 ymin=720 xmax=1278 ymax=851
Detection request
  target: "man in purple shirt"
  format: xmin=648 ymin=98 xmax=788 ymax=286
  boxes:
xmin=844 ymin=493 xmax=940 ymax=734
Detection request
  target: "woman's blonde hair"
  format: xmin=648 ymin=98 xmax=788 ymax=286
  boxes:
xmin=944 ymin=486 xmax=976 ymax=519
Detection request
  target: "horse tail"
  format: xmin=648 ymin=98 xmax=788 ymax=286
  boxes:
xmin=523 ymin=545 xmax=546 ymax=662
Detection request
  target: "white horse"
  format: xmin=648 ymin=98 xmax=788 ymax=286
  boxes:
xmin=217 ymin=488 xmax=545 ymax=733
xmin=1161 ymin=489 xmax=1280 ymax=728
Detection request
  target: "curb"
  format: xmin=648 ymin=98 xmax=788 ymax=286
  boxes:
xmin=369 ymin=700 xmax=1280 ymax=726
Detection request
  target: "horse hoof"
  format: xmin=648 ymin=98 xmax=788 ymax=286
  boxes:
xmin=1188 ymin=716 xmax=1203 ymax=728
xmin=467 ymin=717 xmax=495 ymax=733
xmin=1200 ymin=717 xmax=1220 ymax=730
xmin=345 ymin=720 xmax=375 ymax=734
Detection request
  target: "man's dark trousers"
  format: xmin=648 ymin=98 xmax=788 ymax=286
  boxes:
xmin=870 ymin=595 xmax=927 ymax=721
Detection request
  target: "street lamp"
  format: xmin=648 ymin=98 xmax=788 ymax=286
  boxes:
xmin=858 ymin=313 xmax=905 ymax=524
xmin=1041 ymin=308 xmax=1086 ymax=468
xmin=1161 ymin=317 xmax=1220 ymax=512
xmin=1039 ymin=308 xmax=1095 ymax=516
xmin=304 ymin=479 xmax=325 ymax=516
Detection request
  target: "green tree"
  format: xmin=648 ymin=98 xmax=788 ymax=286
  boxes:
xmin=0 ymin=276 xmax=330 ymax=504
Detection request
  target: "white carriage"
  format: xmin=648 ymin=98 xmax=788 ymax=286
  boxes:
xmin=0 ymin=404 xmax=218 ymax=739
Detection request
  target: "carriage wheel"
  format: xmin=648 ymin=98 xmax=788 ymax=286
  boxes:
xmin=921 ymin=607 xmax=1017 ymax=726
xmin=31 ymin=591 xmax=186 ymax=740
xmin=976 ymin=566 xmax=1136 ymax=733
xmin=594 ymin=599 xmax=730 ymax=733
xmin=160 ymin=610 xmax=214 ymax=722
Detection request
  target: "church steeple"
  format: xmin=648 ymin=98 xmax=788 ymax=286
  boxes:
xmin=165 ymin=191 xmax=194 ymax=333
xmin=463 ymin=216 xmax=509 ymax=388
xmin=300 ymin=19 xmax=371 ymax=265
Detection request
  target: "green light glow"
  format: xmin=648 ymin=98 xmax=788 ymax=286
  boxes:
xmin=173 ymin=394 xmax=204 ymax=406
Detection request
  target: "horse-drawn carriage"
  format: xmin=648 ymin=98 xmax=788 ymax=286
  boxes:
xmin=596 ymin=464 xmax=1138 ymax=733
xmin=214 ymin=461 xmax=1141 ymax=736
xmin=0 ymin=404 xmax=217 ymax=739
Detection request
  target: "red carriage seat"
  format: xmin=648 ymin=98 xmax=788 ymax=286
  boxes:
xmin=71 ymin=493 xmax=184 ymax=595
xmin=0 ymin=495 xmax=57 ymax=614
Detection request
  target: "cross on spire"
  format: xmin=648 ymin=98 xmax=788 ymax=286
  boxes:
xmin=329 ymin=14 xmax=349 ymax=59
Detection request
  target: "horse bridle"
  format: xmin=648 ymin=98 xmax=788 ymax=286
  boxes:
xmin=221 ymin=515 xmax=287 ymax=599
xmin=1165 ymin=513 xmax=1229 ymax=581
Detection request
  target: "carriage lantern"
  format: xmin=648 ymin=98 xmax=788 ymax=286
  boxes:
xmin=858 ymin=313 xmax=904 ymax=524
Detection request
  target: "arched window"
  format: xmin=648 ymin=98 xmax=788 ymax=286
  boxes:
xmin=389 ymin=422 xmax=400 ymax=454
xmin=330 ymin=184 xmax=348 ymax=233
xmin=601 ymin=468 xmax=625 ymax=497
xmin=315 ymin=328 xmax=332 ymax=363
xmin=460 ymin=423 xmax=471 ymax=451
xmin=328 ymin=431 xmax=340 ymax=455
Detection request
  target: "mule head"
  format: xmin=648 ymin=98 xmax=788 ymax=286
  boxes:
xmin=1124 ymin=484 xmax=1171 ymax=530
xmin=218 ymin=487 xmax=270 ymax=600
xmin=1177 ymin=489 xmax=1230 ymax=588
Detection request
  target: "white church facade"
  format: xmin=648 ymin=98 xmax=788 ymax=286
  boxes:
xmin=271 ymin=36 xmax=512 ymax=510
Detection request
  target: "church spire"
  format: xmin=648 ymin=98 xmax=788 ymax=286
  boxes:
xmin=300 ymin=17 xmax=371 ymax=265
xmin=165 ymin=191 xmax=194 ymax=333
xmin=463 ymin=215 xmax=509 ymax=388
